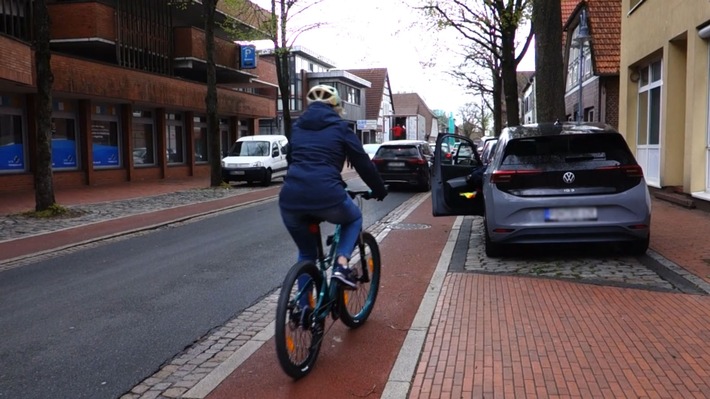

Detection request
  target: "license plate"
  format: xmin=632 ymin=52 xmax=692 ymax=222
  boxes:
xmin=545 ymin=207 xmax=597 ymax=222
xmin=389 ymin=162 xmax=405 ymax=167
xmin=230 ymin=171 xmax=245 ymax=175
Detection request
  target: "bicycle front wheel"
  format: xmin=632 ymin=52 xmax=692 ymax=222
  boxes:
xmin=338 ymin=232 xmax=381 ymax=328
xmin=274 ymin=260 xmax=324 ymax=379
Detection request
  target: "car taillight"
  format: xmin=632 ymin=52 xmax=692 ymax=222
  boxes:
xmin=372 ymin=159 xmax=384 ymax=165
xmin=596 ymin=164 xmax=645 ymax=178
xmin=407 ymin=158 xmax=426 ymax=165
xmin=490 ymin=169 xmax=542 ymax=184
xmin=622 ymin=165 xmax=644 ymax=178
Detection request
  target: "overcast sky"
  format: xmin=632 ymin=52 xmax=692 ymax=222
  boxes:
xmin=249 ymin=0 xmax=535 ymax=118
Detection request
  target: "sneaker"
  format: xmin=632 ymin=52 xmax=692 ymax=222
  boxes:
xmin=332 ymin=265 xmax=358 ymax=290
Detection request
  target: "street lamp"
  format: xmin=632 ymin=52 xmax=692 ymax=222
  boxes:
xmin=575 ymin=9 xmax=591 ymax=122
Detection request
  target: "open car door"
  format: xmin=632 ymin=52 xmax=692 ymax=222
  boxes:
xmin=431 ymin=134 xmax=485 ymax=216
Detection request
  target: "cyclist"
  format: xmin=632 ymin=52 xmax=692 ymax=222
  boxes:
xmin=279 ymin=84 xmax=387 ymax=289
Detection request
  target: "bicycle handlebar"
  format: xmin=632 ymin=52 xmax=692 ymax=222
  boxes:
xmin=347 ymin=189 xmax=373 ymax=200
xmin=347 ymin=184 xmax=388 ymax=201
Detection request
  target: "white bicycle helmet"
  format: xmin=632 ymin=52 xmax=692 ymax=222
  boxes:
xmin=307 ymin=84 xmax=342 ymax=107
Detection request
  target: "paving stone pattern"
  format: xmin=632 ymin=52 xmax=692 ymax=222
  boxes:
xmin=464 ymin=217 xmax=678 ymax=292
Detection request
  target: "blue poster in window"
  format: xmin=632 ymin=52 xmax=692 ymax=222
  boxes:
xmin=0 ymin=143 xmax=24 ymax=170
xmin=240 ymin=45 xmax=257 ymax=69
xmin=93 ymin=144 xmax=119 ymax=166
xmin=51 ymin=139 xmax=77 ymax=168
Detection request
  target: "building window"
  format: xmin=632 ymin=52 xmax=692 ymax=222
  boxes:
xmin=566 ymin=23 xmax=592 ymax=92
xmin=220 ymin=118 xmax=230 ymax=158
xmin=0 ymin=94 xmax=25 ymax=172
xmin=132 ymin=109 xmax=155 ymax=166
xmin=92 ymin=104 xmax=120 ymax=168
xmin=193 ymin=115 xmax=209 ymax=163
xmin=347 ymin=87 xmax=361 ymax=105
xmin=0 ymin=0 xmax=30 ymax=40
xmin=116 ymin=0 xmax=172 ymax=74
xmin=52 ymin=100 xmax=79 ymax=170
xmin=637 ymin=61 xmax=662 ymax=147
xmin=166 ymin=112 xmax=184 ymax=164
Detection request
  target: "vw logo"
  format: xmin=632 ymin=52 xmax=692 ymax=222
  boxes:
xmin=562 ymin=172 xmax=576 ymax=184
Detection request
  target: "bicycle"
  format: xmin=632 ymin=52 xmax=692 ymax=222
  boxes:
xmin=274 ymin=189 xmax=382 ymax=379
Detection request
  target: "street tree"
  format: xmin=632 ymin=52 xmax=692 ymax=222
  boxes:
xmin=226 ymin=0 xmax=325 ymax=142
xmin=419 ymin=0 xmax=534 ymax=129
xmin=532 ymin=0 xmax=565 ymax=122
xmin=263 ymin=0 xmax=325 ymax=141
xmin=458 ymin=100 xmax=492 ymax=139
xmin=172 ymin=0 xmax=270 ymax=186
xmin=449 ymin=42 xmax=504 ymax=136
xmin=204 ymin=0 xmax=222 ymax=187
xmin=32 ymin=0 xmax=56 ymax=211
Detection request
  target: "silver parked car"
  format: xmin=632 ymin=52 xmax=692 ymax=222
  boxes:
xmin=432 ymin=123 xmax=651 ymax=257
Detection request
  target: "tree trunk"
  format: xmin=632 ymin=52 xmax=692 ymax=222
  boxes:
xmin=276 ymin=50 xmax=292 ymax=141
xmin=275 ymin=0 xmax=292 ymax=141
xmin=532 ymin=0 xmax=565 ymax=122
xmin=500 ymin=30 xmax=521 ymax=128
xmin=204 ymin=0 xmax=222 ymax=187
xmin=33 ymin=0 xmax=55 ymax=211
xmin=492 ymin=71 xmax=503 ymax=137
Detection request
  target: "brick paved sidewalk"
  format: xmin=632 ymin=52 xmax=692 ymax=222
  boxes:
xmin=410 ymin=273 xmax=710 ymax=398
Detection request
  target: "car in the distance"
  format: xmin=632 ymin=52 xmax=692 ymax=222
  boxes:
xmin=221 ymin=135 xmax=289 ymax=186
xmin=372 ymin=139 xmax=433 ymax=191
xmin=480 ymin=137 xmax=498 ymax=166
xmin=432 ymin=122 xmax=651 ymax=257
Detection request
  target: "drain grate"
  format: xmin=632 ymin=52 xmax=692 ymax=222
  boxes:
xmin=386 ymin=223 xmax=431 ymax=230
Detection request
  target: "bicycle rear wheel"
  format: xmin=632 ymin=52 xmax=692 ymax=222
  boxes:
xmin=275 ymin=261 xmax=324 ymax=379
xmin=338 ymin=232 xmax=381 ymax=328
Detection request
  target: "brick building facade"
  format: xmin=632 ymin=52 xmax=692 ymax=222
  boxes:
xmin=0 ymin=0 xmax=278 ymax=193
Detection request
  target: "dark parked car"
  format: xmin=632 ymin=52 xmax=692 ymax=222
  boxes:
xmin=480 ymin=137 xmax=498 ymax=166
xmin=432 ymin=123 xmax=651 ymax=257
xmin=372 ymin=139 xmax=433 ymax=191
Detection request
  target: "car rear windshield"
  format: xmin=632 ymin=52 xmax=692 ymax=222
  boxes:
xmin=500 ymin=133 xmax=635 ymax=170
xmin=376 ymin=146 xmax=419 ymax=158
xmin=228 ymin=141 xmax=270 ymax=157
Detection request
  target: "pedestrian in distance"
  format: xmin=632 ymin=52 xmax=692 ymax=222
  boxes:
xmin=392 ymin=124 xmax=404 ymax=140
xmin=279 ymin=84 xmax=388 ymax=289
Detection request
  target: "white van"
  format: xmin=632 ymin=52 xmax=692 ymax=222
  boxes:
xmin=221 ymin=135 xmax=289 ymax=186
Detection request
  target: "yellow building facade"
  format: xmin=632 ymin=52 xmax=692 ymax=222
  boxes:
xmin=619 ymin=0 xmax=710 ymax=204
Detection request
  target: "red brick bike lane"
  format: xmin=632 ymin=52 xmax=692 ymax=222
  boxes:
xmin=205 ymin=195 xmax=456 ymax=399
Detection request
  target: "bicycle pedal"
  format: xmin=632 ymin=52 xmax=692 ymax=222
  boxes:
xmin=326 ymin=235 xmax=334 ymax=246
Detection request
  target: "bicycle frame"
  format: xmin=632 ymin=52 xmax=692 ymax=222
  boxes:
xmin=309 ymin=222 xmax=342 ymax=321
xmin=293 ymin=193 xmax=372 ymax=324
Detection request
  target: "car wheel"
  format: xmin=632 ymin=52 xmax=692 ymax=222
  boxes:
xmin=484 ymin=219 xmax=504 ymax=258
xmin=627 ymin=235 xmax=649 ymax=256
xmin=261 ymin=169 xmax=272 ymax=187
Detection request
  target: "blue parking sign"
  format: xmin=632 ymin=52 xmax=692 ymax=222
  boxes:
xmin=240 ymin=45 xmax=257 ymax=69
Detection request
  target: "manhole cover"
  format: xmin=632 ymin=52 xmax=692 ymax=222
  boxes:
xmin=387 ymin=223 xmax=431 ymax=230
